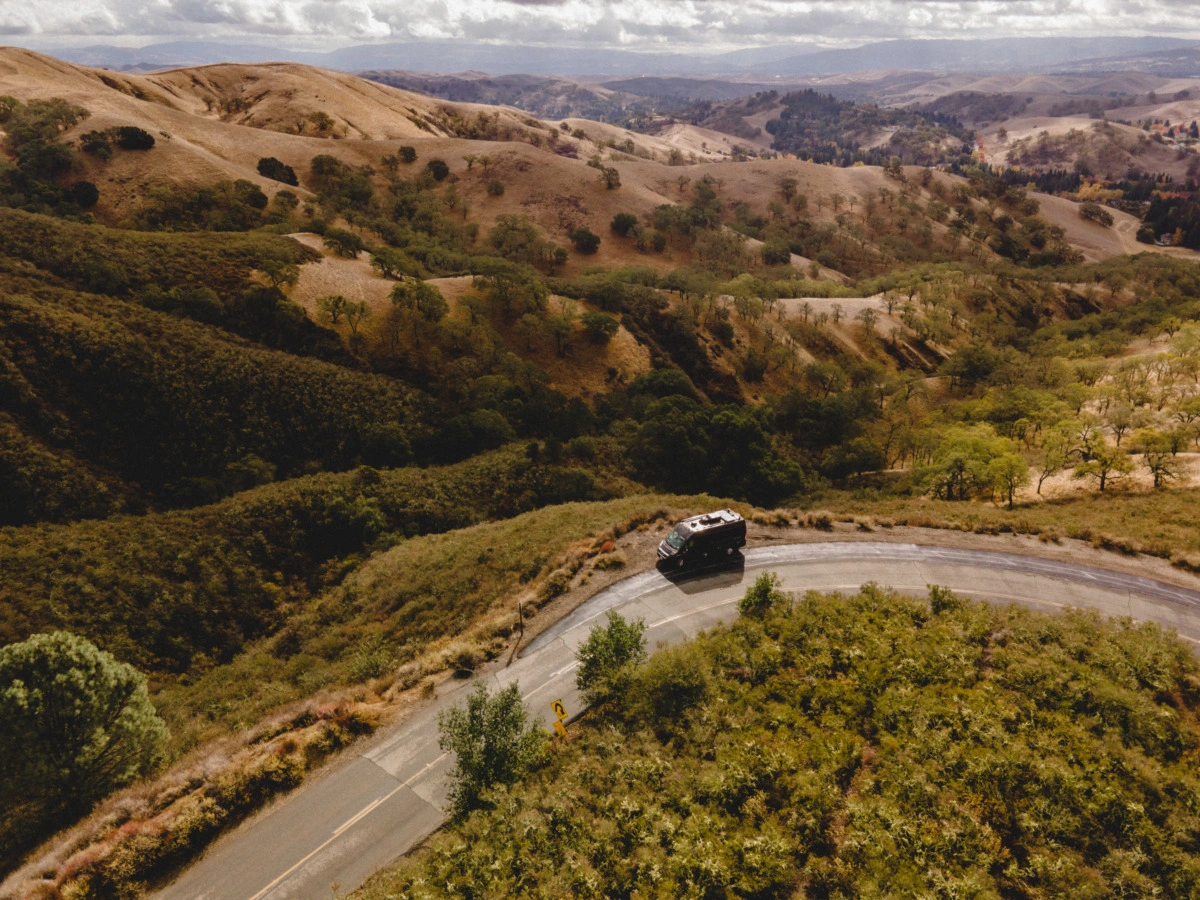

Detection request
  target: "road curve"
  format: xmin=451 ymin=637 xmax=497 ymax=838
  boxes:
xmin=159 ymin=542 xmax=1200 ymax=899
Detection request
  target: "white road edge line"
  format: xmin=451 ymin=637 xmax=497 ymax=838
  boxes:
xmin=249 ymin=636 xmax=628 ymax=899
xmin=246 ymin=753 xmax=448 ymax=900
xmin=245 ymin=573 xmax=1200 ymax=898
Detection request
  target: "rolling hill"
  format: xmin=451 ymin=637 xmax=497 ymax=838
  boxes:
xmin=9 ymin=42 xmax=1200 ymax=897
xmin=1 ymin=46 xmax=1185 ymax=271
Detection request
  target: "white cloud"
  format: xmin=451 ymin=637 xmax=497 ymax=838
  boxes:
xmin=5 ymin=0 xmax=1200 ymax=48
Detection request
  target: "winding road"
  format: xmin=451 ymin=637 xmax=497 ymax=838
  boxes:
xmin=159 ymin=541 xmax=1200 ymax=899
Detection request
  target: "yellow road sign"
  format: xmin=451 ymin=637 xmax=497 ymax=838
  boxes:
xmin=553 ymin=719 xmax=567 ymax=737
xmin=551 ymin=699 xmax=567 ymax=721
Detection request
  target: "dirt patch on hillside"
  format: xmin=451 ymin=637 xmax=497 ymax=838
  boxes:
xmin=283 ymin=235 xmax=651 ymax=398
xmin=1028 ymin=453 xmax=1200 ymax=500
xmin=286 ymin=232 xmax=395 ymax=317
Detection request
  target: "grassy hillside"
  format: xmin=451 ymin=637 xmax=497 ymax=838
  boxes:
xmin=0 ymin=256 xmax=428 ymax=521
xmin=362 ymin=582 xmax=1200 ymax=899
xmin=7 ymin=48 xmax=1200 ymax=893
xmin=0 ymin=494 xmax=680 ymax=889
xmin=0 ymin=446 xmax=612 ymax=682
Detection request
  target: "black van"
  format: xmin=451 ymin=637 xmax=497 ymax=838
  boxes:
xmin=657 ymin=509 xmax=746 ymax=568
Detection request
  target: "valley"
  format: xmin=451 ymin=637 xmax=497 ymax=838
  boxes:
xmin=5 ymin=35 xmax=1200 ymax=898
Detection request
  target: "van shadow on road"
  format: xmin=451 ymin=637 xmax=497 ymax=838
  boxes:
xmin=656 ymin=553 xmax=747 ymax=594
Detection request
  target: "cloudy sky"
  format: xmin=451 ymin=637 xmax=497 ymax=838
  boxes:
xmin=2 ymin=0 xmax=1198 ymax=52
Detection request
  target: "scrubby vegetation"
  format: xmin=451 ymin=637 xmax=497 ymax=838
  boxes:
xmin=7 ymin=79 xmax=1200 ymax=892
xmin=0 ymin=96 xmax=99 ymax=217
xmin=0 ymin=281 xmax=426 ymax=518
xmin=0 ymin=632 xmax=168 ymax=866
xmin=765 ymin=89 xmax=973 ymax=167
xmin=0 ymin=446 xmax=613 ymax=679
xmin=362 ymin=581 xmax=1200 ymax=899
xmin=3 ymin=496 xmax=681 ymax=893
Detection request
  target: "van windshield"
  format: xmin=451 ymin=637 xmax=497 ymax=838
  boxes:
xmin=664 ymin=528 xmax=687 ymax=549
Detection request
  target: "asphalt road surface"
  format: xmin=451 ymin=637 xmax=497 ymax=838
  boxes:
xmin=159 ymin=541 xmax=1200 ymax=899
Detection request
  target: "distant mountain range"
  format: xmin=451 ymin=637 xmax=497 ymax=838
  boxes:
xmin=42 ymin=36 xmax=1200 ymax=79
xmin=47 ymin=40 xmax=819 ymax=77
xmin=1048 ymin=45 xmax=1200 ymax=77
xmin=763 ymin=37 xmax=1199 ymax=76
xmin=358 ymin=71 xmax=786 ymax=120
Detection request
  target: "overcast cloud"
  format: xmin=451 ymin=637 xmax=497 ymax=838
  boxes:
xmin=2 ymin=0 xmax=1198 ymax=50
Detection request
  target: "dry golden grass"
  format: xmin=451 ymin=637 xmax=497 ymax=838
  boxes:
xmin=285 ymin=232 xmax=395 ymax=314
xmin=1032 ymin=190 xmax=1178 ymax=263
xmin=3 ymin=46 xmax=1189 ymax=273
xmin=648 ymin=121 xmax=772 ymax=157
xmin=820 ymin=484 xmax=1200 ymax=563
xmin=281 ymin=233 xmax=652 ymax=398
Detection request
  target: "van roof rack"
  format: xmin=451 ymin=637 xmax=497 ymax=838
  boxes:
xmin=684 ymin=509 xmax=742 ymax=530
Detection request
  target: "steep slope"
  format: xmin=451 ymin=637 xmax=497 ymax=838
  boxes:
xmin=0 ymin=49 xmax=539 ymax=215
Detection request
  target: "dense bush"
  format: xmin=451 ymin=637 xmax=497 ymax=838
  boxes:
xmin=129 ymin=179 xmax=270 ymax=232
xmin=0 ymin=97 xmax=97 ymax=217
xmin=257 ymin=156 xmax=299 ymax=186
xmin=0 ymin=446 xmax=609 ymax=676
xmin=0 ymin=287 xmax=427 ymax=514
xmin=113 ymin=126 xmax=155 ymax=150
xmin=365 ymin=583 xmax=1200 ymax=899
xmin=575 ymin=610 xmax=646 ymax=706
xmin=610 ymin=212 xmax=638 ymax=236
xmin=629 ymin=400 xmax=806 ymax=506
xmin=0 ymin=207 xmax=316 ymax=298
xmin=486 ymin=215 xmax=566 ymax=272
xmin=439 ymin=682 xmax=548 ymax=818
xmin=569 ymin=226 xmax=600 ymax=254
xmin=581 ymin=310 xmax=619 ymax=344
xmin=0 ymin=631 xmax=168 ymax=865
xmin=1079 ymin=200 xmax=1114 ymax=227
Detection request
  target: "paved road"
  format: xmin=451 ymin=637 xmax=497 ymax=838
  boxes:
xmin=159 ymin=542 xmax=1200 ymax=899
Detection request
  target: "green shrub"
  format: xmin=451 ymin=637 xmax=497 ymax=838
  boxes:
xmin=575 ymin=610 xmax=646 ymax=705
xmin=322 ymin=227 xmax=365 ymax=257
xmin=438 ymin=681 xmax=548 ymax=818
xmin=0 ymin=632 xmax=168 ymax=864
xmin=1079 ymin=200 xmax=1114 ymax=227
xmin=581 ymin=309 xmax=619 ymax=344
xmin=257 ymin=156 xmax=298 ymax=186
xmin=569 ymin=226 xmax=601 ymax=254
xmin=737 ymin=572 xmax=787 ymax=618
xmin=610 ymin=212 xmax=638 ymax=237
xmin=637 ymin=642 xmax=710 ymax=719
xmin=114 ymin=126 xmax=155 ymax=150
